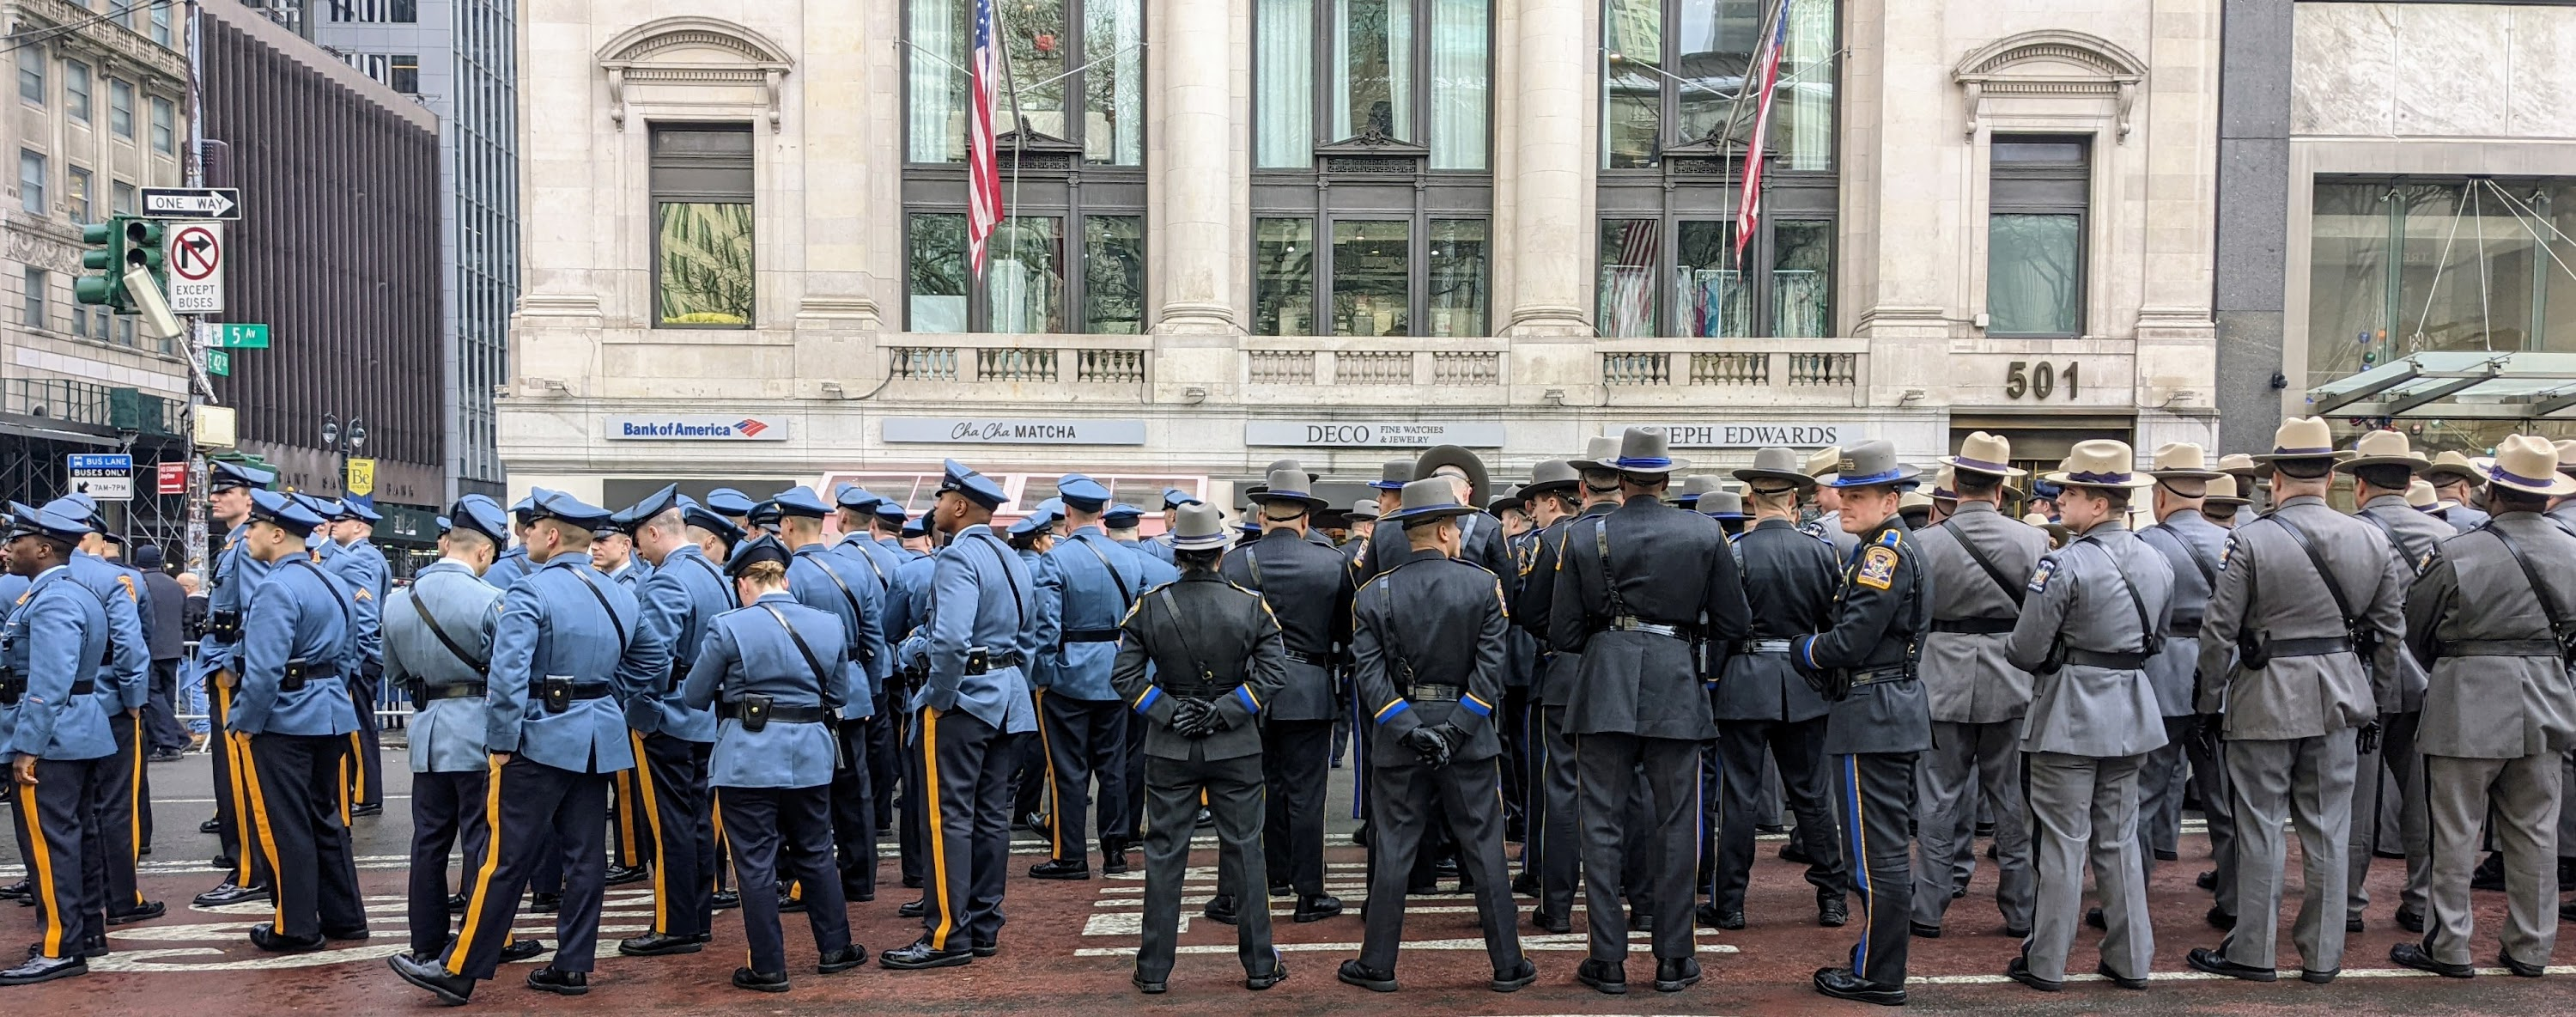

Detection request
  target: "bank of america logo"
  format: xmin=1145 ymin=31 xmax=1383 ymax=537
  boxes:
xmin=735 ymin=419 xmax=769 ymax=437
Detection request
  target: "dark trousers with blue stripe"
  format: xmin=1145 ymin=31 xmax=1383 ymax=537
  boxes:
xmin=1710 ymin=717 xmax=1842 ymax=913
xmin=1836 ymin=751 xmax=1917 ymax=987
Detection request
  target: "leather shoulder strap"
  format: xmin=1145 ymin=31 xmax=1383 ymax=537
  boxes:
xmin=1941 ymin=517 xmax=2027 ymax=608
xmin=568 ymin=566 xmax=629 ymax=647
xmin=758 ymin=603 xmax=835 ymax=691
xmin=2269 ymin=514 xmax=2356 ymax=626
xmin=795 ymin=550 xmax=867 ymax=651
xmin=405 ymin=585 xmax=487 ymax=675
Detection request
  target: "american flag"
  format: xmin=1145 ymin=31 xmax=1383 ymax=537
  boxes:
xmin=968 ymin=0 xmax=1003 ymax=274
xmin=1734 ymin=0 xmax=1792 ymax=258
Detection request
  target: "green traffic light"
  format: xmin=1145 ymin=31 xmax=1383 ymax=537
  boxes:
xmin=76 ymin=217 xmax=128 ymax=308
xmin=124 ymin=218 xmax=166 ymax=273
xmin=74 ymin=276 xmax=120 ymax=305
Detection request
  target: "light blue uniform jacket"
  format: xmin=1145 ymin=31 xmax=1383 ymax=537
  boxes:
xmin=486 ymin=557 xmax=641 ymax=773
xmin=682 ymin=592 xmax=844 ymax=789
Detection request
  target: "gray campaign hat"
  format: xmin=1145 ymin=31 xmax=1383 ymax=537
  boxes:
xmin=1819 ymin=440 xmax=1922 ymax=490
xmin=1732 ymin=447 xmax=1818 ymax=493
xmin=1169 ymin=502 xmax=1231 ymax=551
xmin=1245 ymin=467 xmax=1330 ymax=513
xmin=1698 ymin=490 xmax=1747 ymax=521
xmin=1382 ymin=478 xmax=1478 ymax=527
xmin=1370 ymin=460 xmax=1412 ymax=491
xmin=1521 ymin=460 xmax=1579 ymax=497
xmin=1347 ymin=496 xmax=1382 ymax=521
xmin=1674 ymin=475 xmax=1731 ymax=507
xmin=1569 ymin=435 xmax=1625 ymax=473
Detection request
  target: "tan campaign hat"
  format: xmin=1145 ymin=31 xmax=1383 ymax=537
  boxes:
xmin=2251 ymin=417 xmax=2355 ymax=463
xmin=2421 ymin=449 xmax=2486 ymax=487
xmin=2148 ymin=442 xmax=2225 ymax=480
xmin=2336 ymin=429 xmax=2431 ymax=474
xmin=2043 ymin=439 xmax=2154 ymax=490
xmin=2215 ymin=453 xmax=2261 ymax=480
xmin=2477 ymin=435 xmax=2576 ymax=496
xmin=2202 ymin=473 xmax=2248 ymax=507
xmin=1804 ymin=445 xmax=1843 ymax=481
xmin=1939 ymin=431 xmax=2026 ymax=478
xmin=2554 ymin=439 xmax=2576 ymax=479
xmin=2405 ymin=479 xmax=2438 ymax=508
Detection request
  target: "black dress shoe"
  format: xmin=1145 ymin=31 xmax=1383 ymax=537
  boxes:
xmin=844 ymin=885 xmax=875 ymax=904
xmin=194 ymin=881 xmax=270 ymax=907
xmin=878 ymin=937 xmax=973 ymax=970
xmin=501 ymin=940 xmax=548 ymax=963
xmin=1698 ymin=903 xmax=1745 ymax=930
xmin=1203 ymin=894 xmax=1239 ymax=925
xmin=149 ymin=749 xmax=185 ymax=763
xmin=1909 ymin=921 xmax=1941 ymax=939
xmin=1194 ymin=807 xmax=1213 ymax=828
xmin=1027 ymin=859 xmax=1091 ymax=880
xmin=2499 ymin=948 xmax=2544 ymax=978
xmin=1817 ymin=890 xmax=1848 ymax=928
xmin=526 ymin=965 xmax=589 ymax=996
xmin=1294 ymin=894 xmax=1342 ymax=923
xmin=2154 ymin=849 xmax=2178 ymax=862
xmin=2205 ymin=905 xmax=2237 ymax=930
xmin=2472 ymin=853 xmax=2507 ymax=891
xmin=351 ymin=803 xmax=383 ymax=819
xmin=0 ymin=881 xmax=26 ymax=902
xmin=1812 ymin=965 xmax=1905 ymax=1006
xmin=732 ymin=967 xmax=790 ymax=993
xmin=322 ymin=925 xmax=371 ymax=941
xmin=1531 ymin=910 xmax=1571 ymax=934
xmin=1655 ymin=957 xmax=1703 ymax=992
xmin=604 ymin=865 xmax=650 ymax=886
xmin=2185 ymin=947 xmax=2275 ymax=982
xmin=1779 ymin=842 xmax=1814 ymax=865
xmin=390 ymin=953 xmax=474 ymax=1005
xmin=1577 ymin=958 xmax=1626 ymax=995
xmin=526 ymin=892 xmax=561 ymax=914
xmin=1628 ymin=910 xmax=1655 ymax=932
xmin=1756 ymin=823 xmax=1788 ymax=834
xmin=897 ymin=895 xmax=930 ymax=917
xmin=2388 ymin=943 xmax=2472 ymax=978
xmin=711 ymin=890 xmax=740 ymax=910
xmin=1101 ymin=852 xmax=1129 ymax=876
xmin=198 ymin=817 xmax=222 ymax=834
xmin=108 ymin=900 xmax=166 ymax=924
xmin=2005 ymin=956 xmax=2061 ymax=993
xmin=780 ymin=890 xmax=807 ymax=913
xmin=1267 ymin=882 xmax=1293 ymax=898
xmin=819 ymin=944 xmax=869 ymax=973
xmin=1337 ymin=959 xmax=1398 ymax=992
xmin=2196 ymin=869 xmax=2217 ymax=890
xmin=1510 ymin=871 xmax=1540 ymax=897
xmin=2395 ymin=905 xmax=2425 ymax=932
xmin=902 ymin=874 xmax=923 ymax=889
xmin=2300 ymin=968 xmax=2339 ymax=985
xmin=1951 ymin=886 xmax=1966 ymax=899
xmin=1976 ymin=821 xmax=1996 ymax=837
xmin=619 ymin=932 xmax=705 ymax=957
xmin=2002 ymin=925 xmax=2031 ymax=939
xmin=2095 ymin=961 xmax=2148 ymax=990
xmin=447 ymin=893 xmax=467 ymax=911
xmin=1248 ymin=957 xmax=1290 ymax=990
xmin=1133 ymin=971 xmax=1168 ymax=994
xmin=1487 ymin=958 xmax=1534 ymax=992
xmin=971 ymin=940 xmax=999 ymax=958
xmin=247 ymin=923 xmax=327 ymax=953
xmin=2087 ymin=906 xmax=2106 ymax=930
xmin=2345 ymin=916 xmax=2365 ymax=933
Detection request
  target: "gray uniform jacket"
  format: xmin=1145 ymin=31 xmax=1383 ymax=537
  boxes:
xmin=1547 ymin=496 xmax=1753 ymax=740
xmin=2006 ymin=523 xmax=2173 ymax=758
xmin=1713 ymin=518 xmax=1838 ymax=722
xmin=1914 ymin=501 xmax=2049 ymax=724
xmin=1354 ymin=549 xmax=1510 ymax=764
xmin=1218 ymin=527 xmax=1352 ymax=722
xmin=2193 ymin=495 xmax=2409 ymax=740
xmin=2138 ymin=509 xmax=2227 ymax=717
xmin=2403 ymin=515 xmax=2576 ymax=759
xmin=384 ymin=560 xmax=502 ymax=772
xmin=1109 ymin=572 xmax=1287 ymax=762
xmin=2357 ymin=495 xmax=2451 ymax=713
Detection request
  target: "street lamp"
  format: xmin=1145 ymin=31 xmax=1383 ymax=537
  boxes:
xmin=320 ymin=412 xmax=366 ymax=495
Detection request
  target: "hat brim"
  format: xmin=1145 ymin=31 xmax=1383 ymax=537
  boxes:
xmin=1820 ymin=465 xmax=1922 ymax=489
xmin=2472 ymin=458 xmax=2576 ymax=497
xmin=2419 ymin=465 xmax=2484 ymax=485
xmin=2333 ymin=454 xmax=2430 ymax=474
xmin=1170 ymin=533 xmax=1232 ymax=551
xmin=1730 ymin=468 xmax=1817 ymax=492
xmin=1382 ymin=503 xmax=1478 ymax=525
xmin=1937 ymin=455 xmax=2029 ymax=478
xmin=2042 ymin=470 xmax=2155 ymax=490
xmin=2249 ymin=449 xmax=2358 ymax=464
xmin=1246 ymin=490 xmax=1332 ymax=513
xmin=1518 ymin=478 xmax=1578 ymax=497
xmin=1413 ymin=446 xmax=1491 ymax=506
xmin=2203 ymin=496 xmax=2251 ymax=507
xmin=2147 ymin=468 xmax=2226 ymax=481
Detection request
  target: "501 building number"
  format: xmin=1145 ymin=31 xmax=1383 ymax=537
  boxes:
xmin=2003 ymin=360 xmax=2080 ymax=400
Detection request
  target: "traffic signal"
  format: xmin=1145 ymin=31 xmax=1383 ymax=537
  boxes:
xmin=75 ymin=219 xmax=127 ymax=311
xmin=124 ymin=218 xmax=166 ymax=301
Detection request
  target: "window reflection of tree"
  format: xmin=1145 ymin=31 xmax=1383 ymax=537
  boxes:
xmin=656 ymin=203 xmax=754 ymax=326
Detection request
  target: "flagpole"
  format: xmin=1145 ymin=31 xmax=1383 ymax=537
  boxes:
xmin=1722 ymin=0 xmax=1787 ymax=271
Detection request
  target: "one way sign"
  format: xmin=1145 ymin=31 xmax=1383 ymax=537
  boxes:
xmin=139 ymin=186 xmax=241 ymax=220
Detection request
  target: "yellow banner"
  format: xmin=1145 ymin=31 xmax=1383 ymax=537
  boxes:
xmin=345 ymin=457 xmax=376 ymax=496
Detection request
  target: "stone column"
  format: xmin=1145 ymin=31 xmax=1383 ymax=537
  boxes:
xmin=1151 ymin=0 xmax=1237 ymax=333
xmin=1504 ymin=0 xmax=1592 ymax=335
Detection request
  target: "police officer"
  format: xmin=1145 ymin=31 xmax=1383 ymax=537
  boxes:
xmin=2216 ymin=454 xmax=2267 ymax=524
xmin=1908 ymin=432 xmax=2044 ymax=940
xmin=680 ymin=535 xmax=871 ymax=991
xmin=608 ymin=487 xmax=732 ymax=958
xmin=881 ymin=460 xmax=1038 ymax=971
xmin=320 ymin=501 xmax=389 ymax=819
xmin=391 ymin=490 xmax=641 ymax=1004
xmin=1145 ymin=489 xmax=1198 ymax=564
xmin=706 ymin=487 xmax=761 ymax=539
xmin=2001 ymin=441 xmax=2172 ymax=992
xmin=482 ymin=495 xmax=538 ymax=589
xmin=770 ymin=486 xmax=886 ymax=905
xmin=836 ymin=485 xmax=913 ymax=842
xmin=1545 ymin=429 xmax=1748 ymax=993
xmin=1506 ymin=460 xmax=1579 ymax=908
xmin=228 ymin=490 xmax=368 ymax=953
xmin=191 ymin=460 xmax=278 ymax=909
xmin=1030 ymin=475 xmax=1143 ymax=882
xmin=45 ymin=496 xmax=157 ymax=929
xmin=2187 ymin=417 xmax=2409 ymax=985
xmin=1355 ymin=447 xmax=1515 ymax=588
xmin=1112 ymin=502 xmax=1291 ymax=994
xmin=1338 ymin=479 xmax=1535 ymax=996
xmin=1789 ymin=440 xmax=1933 ymax=1007
xmin=1704 ymin=448 xmax=1846 ymax=931
xmin=1801 ymin=446 xmax=1862 ymax=559
xmin=2422 ymin=450 xmax=2491 ymax=533
xmin=2391 ymin=435 xmax=2576 ymax=979
xmin=2338 ymin=429 xmax=2449 ymax=935
xmin=1221 ymin=466 xmax=1353 ymax=922
xmin=0 ymin=502 xmax=118 ymax=984
xmin=1104 ymin=502 xmax=1182 ymax=873
xmin=2136 ymin=444 xmax=2230 ymax=885
xmin=592 ymin=516 xmax=649 ymax=590
xmin=386 ymin=496 xmax=546 ymax=965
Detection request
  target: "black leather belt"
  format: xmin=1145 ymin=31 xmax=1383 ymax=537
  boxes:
xmin=1283 ymin=649 xmax=1329 ymax=667
xmin=422 ymin=683 xmax=488 ymax=702
xmin=1407 ymin=683 xmax=1463 ymax=703
xmin=1931 ymin=618 xmax=2016 ymax=636
xmin=2267 ymin=636 xmax=2352 ymax=658
xmin=0 ymin=679 xmax=94 ymax=706
xmin=280 ymin=660 xmax=340 ymax=692
xmin=2168 ymin=618 xmax=2202 ymax=638
xmin=719 ymin=702 xmax=829 ymax=723
xmin=1736 ymin=639 xmax=1794 ymax=655
xmin=1060 ymin=629 xmax=1121 ymax=644
xmin=566 ymin=682 xmax=612 ymax=699
xmin=963 ymin=650 xmax=1024 ymax=675
xmin=2064 ymin=649 xmax=2154 ymax=670
xmin=2438 ymin=639 xmax=2561 ymax=658
xmin=1606 ymin=616 xmax=1693 ymax=639
xmin=1847 ymin=667 xmax=1915 ymax=688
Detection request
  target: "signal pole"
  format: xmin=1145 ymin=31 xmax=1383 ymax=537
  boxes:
xmin=182 ymin=0 xmax=210 ymax=575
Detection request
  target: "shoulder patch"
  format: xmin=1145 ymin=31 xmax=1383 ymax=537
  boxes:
xmin=1877 ymin=529 xmax=1904 ymax=548
xmin=1856 ymin=545 xmax=1899 ymax=590
xmin=2218 ymin=535 xmax=2237 ymax=570
xmin=2415 ymin=551 xmax=2435 ymax=575
xmin=2026 ymin=557 xmax=2058 ymax=594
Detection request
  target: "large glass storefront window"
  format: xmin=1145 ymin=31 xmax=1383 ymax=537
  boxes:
xmin=2307 ymin=178 xmax=2576 ymax=389
xmin=1601 ymin=0 xmax=1834 ymax=171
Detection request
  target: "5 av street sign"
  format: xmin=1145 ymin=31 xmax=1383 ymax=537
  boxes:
xmin=139 ymin=186 xmax=241 ymax=220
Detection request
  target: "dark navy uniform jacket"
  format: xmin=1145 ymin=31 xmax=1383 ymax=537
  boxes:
xmin=1353 ymin=549 xmax=1510 ymax=764
xmin=1218 ymin=527 xmax=1352 ymax=722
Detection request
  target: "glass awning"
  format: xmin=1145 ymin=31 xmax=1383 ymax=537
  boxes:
xmin=2306 ymin=352 xmax=2576 ymax=419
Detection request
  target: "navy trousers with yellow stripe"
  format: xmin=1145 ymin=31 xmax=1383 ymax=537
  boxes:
xmin=86 ymin=708 xmax=150 ymax=917
xmin=242 ymin=733 xmax=366 ymax=939
xmin=1837 ymin=751 xmax=1917 ymax=987
xmin=917 ymin=706 xmax=1011 ymax=950
xmin=407 ymin=768 xmax=490 ymax=957
xmin=441 ymin=755 xmax=610 ymax=979
xmin=209 ymin=676 xmax=270 ymax=890
xmin=345 ymin=671 xmax=385 ymax=809
xmin=634 ymin=731 xmax=714 ymax=938
xmin=1037 ymin=691 xmax=1127 ymax=864
xmin=13 ymin=758 xmax=104 ymax=959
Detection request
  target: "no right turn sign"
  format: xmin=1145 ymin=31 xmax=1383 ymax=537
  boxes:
xmin=167 ymin=221 xmax=223 ymax=314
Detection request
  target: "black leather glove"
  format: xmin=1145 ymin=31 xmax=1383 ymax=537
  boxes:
xmin=1400 ymin=726 xmax=1451 ymax=767
xmin=1173 ymin=698 xmax=1221 ymax=739
xmin=2355 ymin=719 xmax=2383 ymax=756
xmin=1429 ymin=722 xmax=1469 ymax=753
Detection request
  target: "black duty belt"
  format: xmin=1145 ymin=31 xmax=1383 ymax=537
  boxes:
xmin=1847 ymin=666 xmax=1916 ymax=688
xmin=0 ymin=679 xmax=94 ymax=705
xmin=2267 ymin=636 xmax=2352 ymax=658
xmin=204 ymin=610 xmax=243 ymax=638
xmin=2168 ymin=618 xmax=2202 ymax=638
xmin=1607 ymin=616 xmax=1693 ymax=640
xmin=963 ymin=649 xmax=1024 ymax=675
xmin=2064 ymin=649 xmax=2155 ymax=671
xmin=422 ymin=683 xmax=488 ymax=702
xmin=2438 ymin=639 xmax=2561 ymax=658
xmin=1283 ymin=649 xmax=1329 ymax=667
xmin=1161 ymin=678 xmax=1244 ymax=700
xmin=280 ymin=659 xmax=341 ymax=692
xmin=1406 ymin=683 xmax=1463 ymax=703
xmin=1736 ymin=640 xmax=1795 ymax=655
xmin=1931 ymin=618 xmax=2017 ymax=636
xmin=719 ymin=701 xmax=829 ymax=724
xmin=1060 ymin=629 xmax=1121 ymax=644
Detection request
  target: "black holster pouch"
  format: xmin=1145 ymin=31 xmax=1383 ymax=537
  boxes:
xmin=2238 ymin=630 xmax=2271 ymax=670
xmin=542 ymin=676 xmax=574 ymax=714
xmin=737 ymin=692 xmax=775 ymax=733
